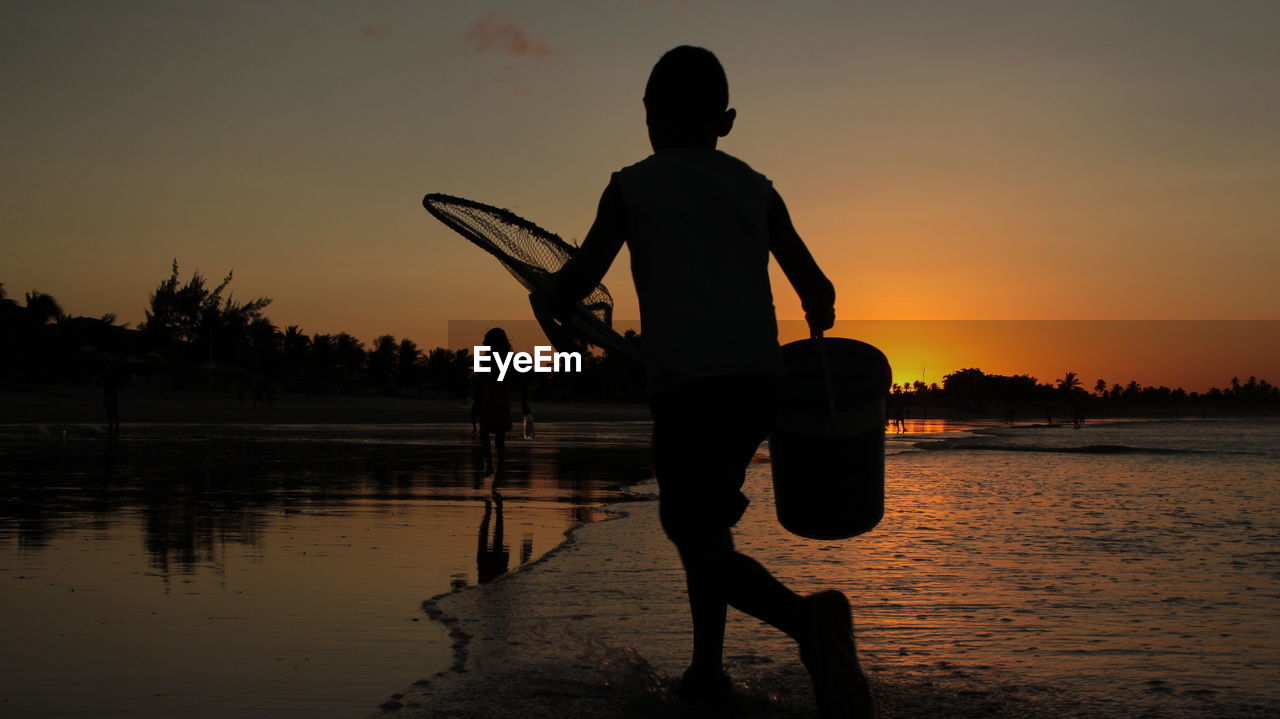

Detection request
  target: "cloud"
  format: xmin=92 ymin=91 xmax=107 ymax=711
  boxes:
xmin=357 ymin=21 xmax=395 ymax=39
xmin=288 ymin=19 xmax=331 ymax=32
xmin=466 ymin=11 xmax=553 ymax=58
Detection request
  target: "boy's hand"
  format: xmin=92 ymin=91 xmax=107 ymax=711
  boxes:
xmin=530 ymin=290 xmax=586 ymax=355
xmin=806 ymin=305 xmax=835 ymax=335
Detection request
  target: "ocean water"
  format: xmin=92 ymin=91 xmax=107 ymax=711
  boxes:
xmin=389 ymin=418 xmax=1280 ymax=718
xmin=736 ymin=418 xmax=1280 ymax=713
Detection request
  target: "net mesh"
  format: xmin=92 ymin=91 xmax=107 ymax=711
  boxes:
xmin=423 ymin=193 xmax=613 ymax=327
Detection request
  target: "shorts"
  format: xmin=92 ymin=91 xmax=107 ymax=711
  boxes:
xmin=649 ymin=374 xmax=781 ymax=543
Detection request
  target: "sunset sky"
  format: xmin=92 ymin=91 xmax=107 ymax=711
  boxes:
xmin=4 ymin=1 xmax=1277 ymax=388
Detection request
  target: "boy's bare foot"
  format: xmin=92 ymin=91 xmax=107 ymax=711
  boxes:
xmin=675 ymin=666 xmax=733 ymax=707
xmin=799 ymin=590 xmax=880 ymax=719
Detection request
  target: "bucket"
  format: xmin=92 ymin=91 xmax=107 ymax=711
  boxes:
xmin=769 ymin=337 xmax=891 ymax=540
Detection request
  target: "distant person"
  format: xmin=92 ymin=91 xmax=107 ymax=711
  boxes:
xmin=542 ymin=46 xmax=877 ymax=717
xmin=251 ymin=374 xmax=272 ymax=408
xmin=102 ymin=366 xmax=121 ymax=438
xmin=887 ymin=403 xmax=905 ymax=434
xmin=470 ymin=328 xmax=530 ymax=477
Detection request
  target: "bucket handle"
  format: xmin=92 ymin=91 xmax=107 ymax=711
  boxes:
xmin=812 ymin=329 xmax=839 ymax=430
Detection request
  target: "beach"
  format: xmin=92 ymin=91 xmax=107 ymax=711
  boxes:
xmin=383 ymin=419 xmax=1279 ymax=719
xmin=3 ymin=411 xmax=1277 ymax=718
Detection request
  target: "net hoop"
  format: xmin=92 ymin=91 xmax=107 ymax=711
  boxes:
xmin=423 ymin=193 xmax=648 ymax=367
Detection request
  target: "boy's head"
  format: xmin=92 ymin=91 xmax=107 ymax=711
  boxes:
xmin=643 ymin=46 xmax=735 ymax=150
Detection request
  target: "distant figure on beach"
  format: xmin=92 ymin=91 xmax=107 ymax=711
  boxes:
xmin=102 ymin=366 xmax=121 ymax=438
xmin=251 ymin=373 xmax=273 ymax=408
xmin=542 ymin=46 xmax=877 ymax=717
xmin=470 ymin=328 xmax=530 ymax=478
xmin=887 ymin=403 xmax=905 ymax=434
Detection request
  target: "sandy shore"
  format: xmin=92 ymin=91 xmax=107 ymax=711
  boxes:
xmin=0 ymin=386 xmax=649 ymax=426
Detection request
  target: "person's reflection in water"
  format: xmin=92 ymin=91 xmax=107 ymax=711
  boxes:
xmin=476 ymin=495 xmax=510 ymax=584
xmin=520 ymin=533 xmax=533 ymax=565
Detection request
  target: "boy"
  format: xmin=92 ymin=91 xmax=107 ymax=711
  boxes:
xmin=542 ymin=46 xmax=878 ymax=718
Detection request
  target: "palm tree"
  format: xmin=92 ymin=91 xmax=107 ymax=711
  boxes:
xmin=422 ymin=347 xmax=456 ymax=391
xmin=24 ymin=290 xmax=64 ymax=325
xmin=396 ymin=338 xmax=420 ymax=390
xmin=1057 ymin=371 xmax=1081 ymax=394
xmin=310 ymin=333 xmax=335 ymax=372
xmin=0 ymin=283 xmax=20 ymax=316
xmin=247 ymin=317 xmax=281 ymax=371
xmin=282 ymin=326 xmax=310 ymax=379
xmin=367 ymin=334 xmax=398 ymax=391
xmin=1094 ymin=378 xmax=1107 ymax=397
xmin=334 ymin=333 xmax=365 ymax=387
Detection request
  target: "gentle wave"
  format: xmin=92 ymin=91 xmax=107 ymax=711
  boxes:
xmin=915 ymin=440 xmax=1208 ymax=455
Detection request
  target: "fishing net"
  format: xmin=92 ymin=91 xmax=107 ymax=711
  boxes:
xmin=423 ymin=193 xmax=613 ymax=326
xmin=424 ymin=193 xmax=645 ymax=365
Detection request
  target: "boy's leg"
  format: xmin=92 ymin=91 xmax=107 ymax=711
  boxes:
xmin=652 ymin=376 xmax=806 ymax=667
xmin=653 ymin=376 xmax=878 ymax=716
xmin=674 ymin=530 xmax=807 ymax=668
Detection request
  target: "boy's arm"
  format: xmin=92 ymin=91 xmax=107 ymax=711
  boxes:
xmin=542 ymin=178 xmax=627 ymax=312
xmin=769 ymin=188 xmax=836 ymax=334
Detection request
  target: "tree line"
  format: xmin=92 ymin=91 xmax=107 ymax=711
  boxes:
xmin=894 ymin=367 xmax=1278 ymax=415
xmin=1 ymin=265 xmax=1272 ymax=410
xmin=0 ymin=263 xmax=644 ymax=400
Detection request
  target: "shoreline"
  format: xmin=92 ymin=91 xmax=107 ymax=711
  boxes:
xmin=0 ymin=386 xmax=651 ymax=426
xmin=5 ymin=386 xmax=1267 ymax=430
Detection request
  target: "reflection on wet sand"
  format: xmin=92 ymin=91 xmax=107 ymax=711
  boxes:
xmin=0 ymin=421 xmax=652 ymax=719
xmin=476 ymin=495 xmax=509 ymax=585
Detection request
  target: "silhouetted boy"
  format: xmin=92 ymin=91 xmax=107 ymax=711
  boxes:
xmin=545 ymin=46 xmax=877 ymax=717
